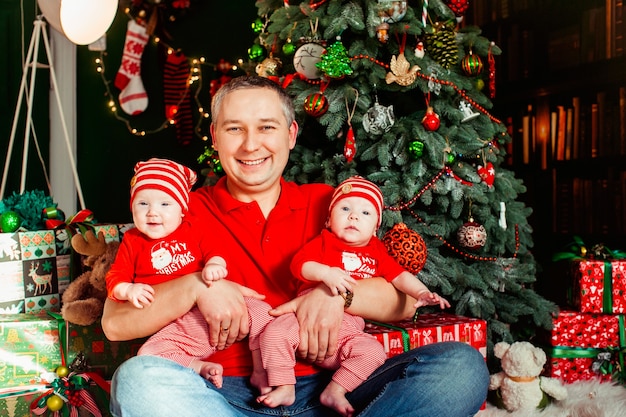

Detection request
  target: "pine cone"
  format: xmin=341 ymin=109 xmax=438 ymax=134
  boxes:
xmin=425 ymin=22 xmax=458 ymax=69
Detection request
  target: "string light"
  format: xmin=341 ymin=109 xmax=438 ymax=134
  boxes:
xmin=92 ymin=16 xmax=242 ymax=141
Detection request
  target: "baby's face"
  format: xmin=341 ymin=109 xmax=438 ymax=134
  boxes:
xmin=328 ymin=196 xmax=378 ymax=247
xmin=132 ymin=188 xmax=183 ymax=240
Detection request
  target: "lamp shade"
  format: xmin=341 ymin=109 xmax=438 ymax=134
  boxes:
xmin=37 ymin=0 xmax=64 ymax=34
xmin=60 ymin=0 xmax=118 ymax=45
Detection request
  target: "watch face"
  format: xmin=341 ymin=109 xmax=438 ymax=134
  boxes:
xmin=293 ymin=43 xmax=325 ymax=80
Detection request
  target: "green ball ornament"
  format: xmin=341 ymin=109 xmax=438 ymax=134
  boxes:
xmin=446 ymin=153 xmax=457 ymax=164
xmin=46 ymin=395 xmax=64 ymax=412
xmin=251 ymin=18 xmax=264 ymax=34
xmin=247 ymin=44 xmax=266 ymax=62
xmin=408 ymin=140 xmax=424 ymax=159
xmin=282 ymin=42 xmax=296 ymax=56
xmin=0 ymin=210 xmax=21 ymax=233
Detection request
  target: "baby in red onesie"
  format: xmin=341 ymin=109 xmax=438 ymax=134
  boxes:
xmin=105 ymin=158 xmax=272 ymax=388
xmin=256 ymin=176 xmax=451 ymax=417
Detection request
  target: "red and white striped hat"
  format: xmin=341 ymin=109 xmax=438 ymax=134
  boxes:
xmin=329 ymin=176 xmax=384 ymax=226
xmin=130 ymin=158 xmax=197 ymax=213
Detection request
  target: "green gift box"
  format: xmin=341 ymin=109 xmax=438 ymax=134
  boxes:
xmin=0 ymin=314 xmax=62 ymax=390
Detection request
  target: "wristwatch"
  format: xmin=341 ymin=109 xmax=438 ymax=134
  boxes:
xmin=341 ymin=291 xmax=353 ymax=309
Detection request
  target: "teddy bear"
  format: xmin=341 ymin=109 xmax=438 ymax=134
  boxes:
xmin=489 ymin=341 xmax=568 ymax=412
xmin=61 ymin=230 xmax=120 ymax=326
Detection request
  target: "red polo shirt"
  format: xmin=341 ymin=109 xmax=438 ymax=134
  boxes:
xmin=188 ymin=177 xmax=333 ymax=377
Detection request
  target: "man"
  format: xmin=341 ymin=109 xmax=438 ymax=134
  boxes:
xmin=102 ymin=75 xmax=488 ymax=417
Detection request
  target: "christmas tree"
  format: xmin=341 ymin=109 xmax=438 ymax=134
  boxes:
xmin=231 ymin=0 xmax=558 ymax=350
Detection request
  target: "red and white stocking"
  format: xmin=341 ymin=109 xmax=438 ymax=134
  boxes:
xmin=115 ymin=20 xmax=149 ymax=115
xmin=164 ymin=52 xmax=193 ymax=145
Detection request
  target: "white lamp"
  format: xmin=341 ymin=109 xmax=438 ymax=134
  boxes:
xmin=60 ymin=0 xmax=118 ymax=45
xmin=36 ymin=0 xmax=64 ymax=34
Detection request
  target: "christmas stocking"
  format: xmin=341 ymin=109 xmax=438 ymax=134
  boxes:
xmin=164 ymin=52 xmax=193 ymax=145
xmin=115 ymin=20 xmax=149 ymax=115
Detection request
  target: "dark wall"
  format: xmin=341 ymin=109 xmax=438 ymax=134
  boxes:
xmin=76 ymin=1 xmax=257 ymax=223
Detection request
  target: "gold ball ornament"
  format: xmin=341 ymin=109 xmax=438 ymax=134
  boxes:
xmin=46 ymin=395 xmax=64 ymax=412
xmin=55 ymin=365 xmax=70 ymax=378
xmin=382 ymin=223 xmax=428 ymax=274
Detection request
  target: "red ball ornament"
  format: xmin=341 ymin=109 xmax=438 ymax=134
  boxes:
xmin=457 ymin=218 xmax=487 ymax=250
xmin=382 ymin=223 xmax=428 ymax=274
xmin=421 ymin=107 xmax=440 ymax=131
xmin=461 ymin=52 xmax=483 ymax=76
xmin=445 ymin=0 xmax=470 ymax=17
xmin=304 ymin=93 xmax=329 ymax=117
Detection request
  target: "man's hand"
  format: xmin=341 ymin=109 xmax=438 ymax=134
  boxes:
xmin=195 ymin=279 xmax=265 ymax=351
xmin=270 ymin=285 xmax=343 ymax=363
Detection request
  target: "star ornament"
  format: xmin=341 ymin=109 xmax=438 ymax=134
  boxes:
xmin=385 ymin=53 xmax=420 ymax=86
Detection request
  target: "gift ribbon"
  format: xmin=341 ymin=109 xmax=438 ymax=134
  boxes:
xmin=366 ymin=320 xmax=410 ymax=353
xmin=602 ymin=261 xmax=613 ymax=313
xmin=550 ymin=315 xmax=626 ymax=384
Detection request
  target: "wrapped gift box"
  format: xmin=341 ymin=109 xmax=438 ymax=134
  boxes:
xmin=0 ymin=391 xmax=40 ymax=416
xmin=570 ymin=260 xmax=626 ymax=314
xmin=547 ymin=310 xmax=625 ymax=383
xmin=0 ymin=223 xmax=133 ymax=314
xmin=0 ymin=230 xmax=65 ymax=314
xmin=364 ymin=313 xmax=487 ymax=359
xmin=0 ymin=313 xmax=145 ymax=392
xmin=66 ymin=321 xmax=146 ymax=380
xmin=0 ymin=314 xmax=63 ymax=390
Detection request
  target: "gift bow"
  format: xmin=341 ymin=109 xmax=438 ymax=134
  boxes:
xmin=30 ymin=372 xmax=108 ymax=417
xmin=552 ymin=235 xmax=626 ymax=262
xmin=45 ymin=209 xmax=97 ymax=234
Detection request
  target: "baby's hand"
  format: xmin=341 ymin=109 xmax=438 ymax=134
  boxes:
xmin=414 ymin=290 xmax=450 ymax=310
xmin=126 ymin=283 xmax=155 ymax=309
xmin=323 ymin=267 xmax=358 ymax=296
xmin=202 ymin=264 xmax=228 ymax=285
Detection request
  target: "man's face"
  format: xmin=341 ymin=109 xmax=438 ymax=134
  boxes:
xmin=210 ymin=87 xmax=297 ymax=200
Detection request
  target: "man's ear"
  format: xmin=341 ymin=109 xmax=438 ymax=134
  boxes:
xmin=209 ymin=124 xmax=217 ymax=150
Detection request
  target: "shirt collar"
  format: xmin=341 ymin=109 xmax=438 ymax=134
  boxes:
xmin=212 ymin=177 xmax=308 ymax=214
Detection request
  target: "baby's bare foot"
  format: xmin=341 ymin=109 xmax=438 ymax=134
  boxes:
xmin=320 ymin=382 xmax=354 ymax=417
xmin=256 ymin=385 xmax=296 ymax=408
xmin=199 ymin=361 xmax=224 ymax=388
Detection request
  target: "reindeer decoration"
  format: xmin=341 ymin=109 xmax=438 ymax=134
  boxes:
xmin=28 ymin=261 xmax=53 ymax=296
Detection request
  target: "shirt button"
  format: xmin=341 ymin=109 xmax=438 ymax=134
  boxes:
xmin=265 ymin=236 xmax=270 ymax=242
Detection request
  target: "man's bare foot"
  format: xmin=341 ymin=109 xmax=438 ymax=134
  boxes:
xmin=197 ymin=361 xmax=224 ymax=388
xmin=320 ymin=381 xmax=354 ymax=417
xmin=256 ymin=385 xmax=296 ymax=408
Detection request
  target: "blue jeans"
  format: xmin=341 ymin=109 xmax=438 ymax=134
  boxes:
xmin=110 ymin=341 xmax=488 ymax=417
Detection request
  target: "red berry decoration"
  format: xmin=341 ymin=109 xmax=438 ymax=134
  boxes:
xmin=421 ymin=107 xmax=440 ymax=131
xmin=446 ymin=0 xmax=470 ymax=18
xmin=457 ymin=218 xmax=487 ymax=250
xmin=382 ymin=223 xmax=428 ymax=274
xmin=461 ymin=51 xmax=483 ymax=76
xmin=304 ymin=93 xmax=329 ymax=117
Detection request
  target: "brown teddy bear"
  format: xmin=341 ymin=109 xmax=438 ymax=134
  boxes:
xmin=61 ymin=230 xmax=120 ymax=326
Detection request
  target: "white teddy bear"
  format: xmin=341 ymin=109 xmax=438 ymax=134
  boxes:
xmin=489 ymin=341 xmax=568 ymax=412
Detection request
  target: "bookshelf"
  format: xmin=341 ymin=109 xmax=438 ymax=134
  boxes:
xmin=470 ymin=0 xmax=626 ymax=303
